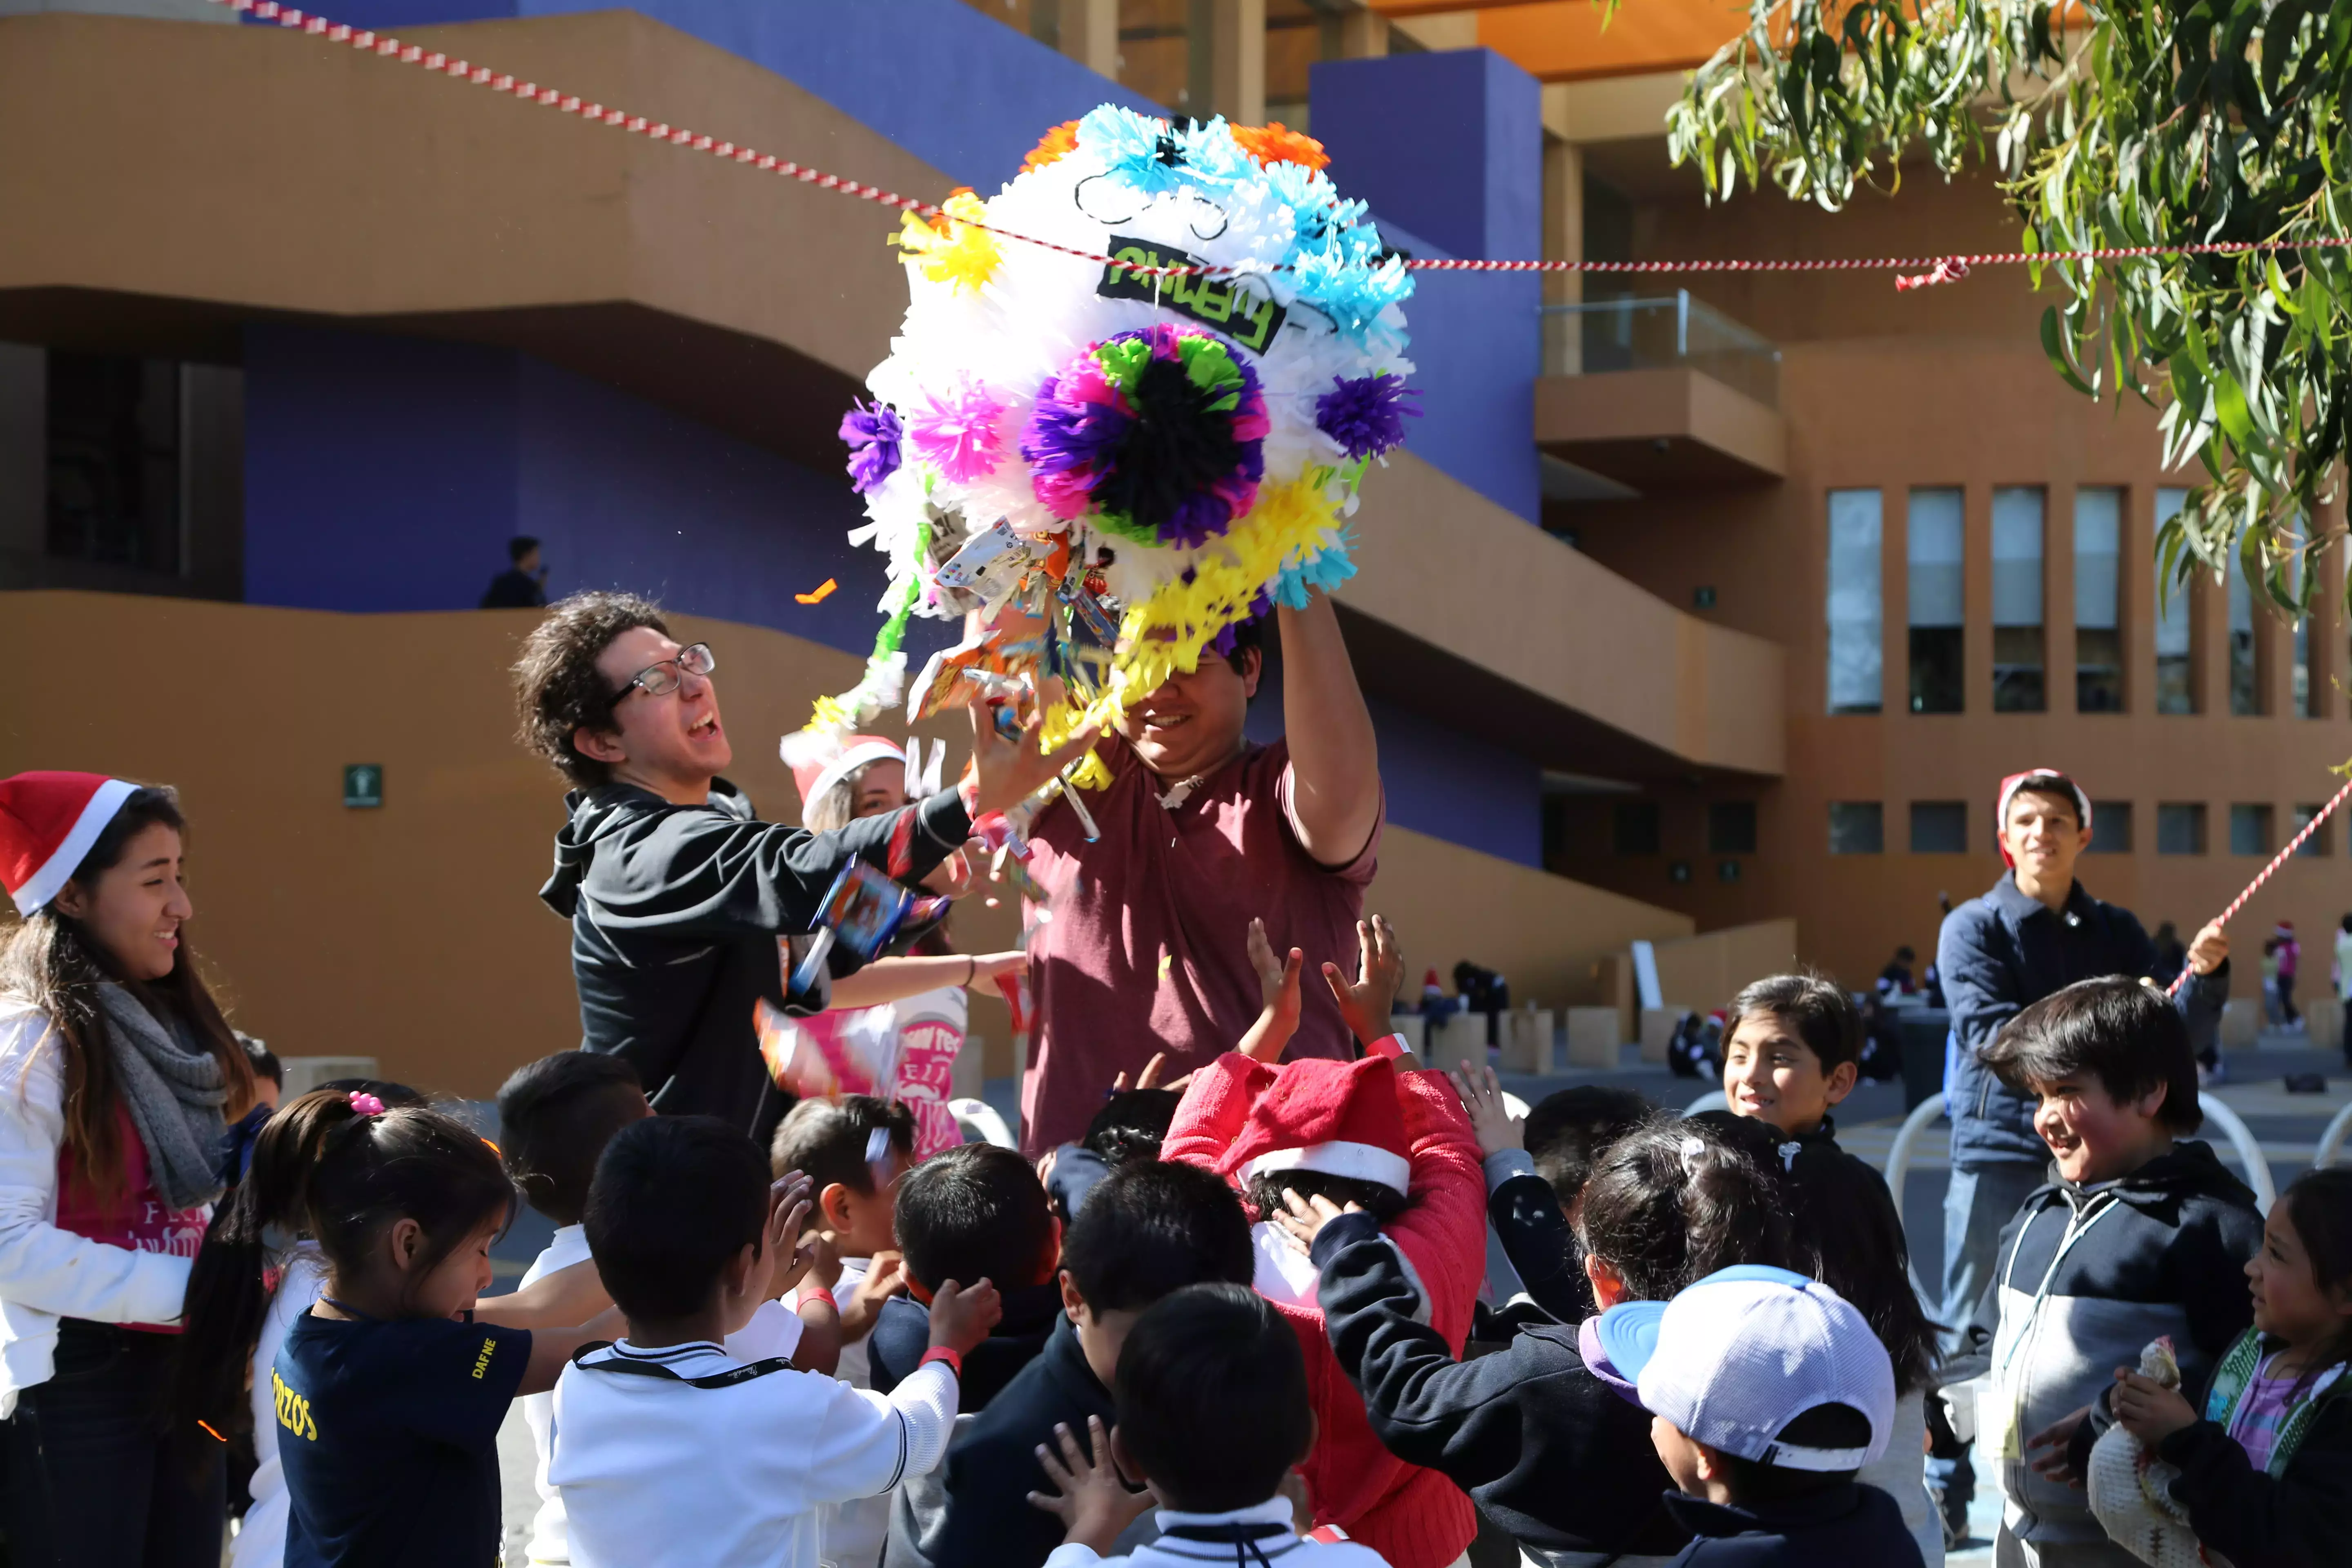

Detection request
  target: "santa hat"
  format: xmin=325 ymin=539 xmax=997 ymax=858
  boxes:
xmin=780 ymin=731 xmax=906 ymax=811
xmin=1995 ymin=768 xmax=2093 ymax=867
xmin=1226 ymin=1056 xmax=1412 ymax=1195
xmin=0 ymin=773 xmax=140 ymax=916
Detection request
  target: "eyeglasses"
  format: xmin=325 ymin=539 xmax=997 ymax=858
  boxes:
xmin=608 ymin=643 xmax=716 ymax=708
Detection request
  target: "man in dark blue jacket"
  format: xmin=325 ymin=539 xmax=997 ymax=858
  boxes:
xmin=1931 ymin=768 xmax=2227 ymax=1531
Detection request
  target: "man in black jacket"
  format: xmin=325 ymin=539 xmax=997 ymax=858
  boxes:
xmin=515 ymin=592 xmax=1090 ymax=1141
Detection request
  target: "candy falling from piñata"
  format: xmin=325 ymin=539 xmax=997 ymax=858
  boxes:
xmin=813 ymin=107 xmax=1416 ymax=789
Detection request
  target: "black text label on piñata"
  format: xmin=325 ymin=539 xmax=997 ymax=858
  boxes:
xmin=1098 ymin=236 xmax=1286 ymax=354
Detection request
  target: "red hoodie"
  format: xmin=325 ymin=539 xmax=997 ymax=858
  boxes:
xmin=1164 ymin=1053 xmax=1486 ymax=1568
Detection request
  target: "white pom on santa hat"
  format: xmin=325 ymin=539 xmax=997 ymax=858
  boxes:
xmin=779 ymin=731 xmax=907 ymax=812
xmin=0 ymin=772 xmax=140 ymax=916
xmin=1227 ymin=1055 xmax=1412 ymax=1195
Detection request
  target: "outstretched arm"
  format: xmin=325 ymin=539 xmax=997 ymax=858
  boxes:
xmin=1277 ymin=593 xmax=1380 ymax=866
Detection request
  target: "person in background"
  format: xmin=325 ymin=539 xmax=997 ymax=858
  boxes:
xmin=782 ymin=730 xmax=1027 ymax=1160
xmin=1469 ymin=1074 xmax=1656 ymax=1323
xmin=0 ymin=773 xmax=259 ymax=1568
xmin=1856 ymin=992 xmax=1904 ymax=1083
xmin=482 ymin=535 xmax=550 ymax=609
xmin=1417 ymin=968 xmax=1451 ymax=1022
xmin=1934 ymin=768 xmax=2228 ymax=1537
xmin=2274 ymin=921 xmax=2303 ymax=1031
xmin=2337 ymin=914 xmax=2352 ymax=1068
xmin=223 ymin=1032 xmax=283 ymax=1187
xmin=1878 ymin=945 xmax=1918 ymax=996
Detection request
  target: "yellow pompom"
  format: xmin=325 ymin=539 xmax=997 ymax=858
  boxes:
xmin=892 ymin=188 xmax=1000 ymax=292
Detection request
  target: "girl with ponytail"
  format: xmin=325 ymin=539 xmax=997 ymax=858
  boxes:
xmin=269 ymin=1091 xmax=622 ymax=1567
xmin=172 ymin=1082 xmax=421 ymax=1568
xmin=1278 ymin=1113 xmax=1795 ymax=1565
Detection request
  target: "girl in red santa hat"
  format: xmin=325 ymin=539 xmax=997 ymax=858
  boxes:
xmin=1160 ymin=923 xmax=1485 ymax=1568
xmin=0 ymin=773 xmax=261 ymax=1567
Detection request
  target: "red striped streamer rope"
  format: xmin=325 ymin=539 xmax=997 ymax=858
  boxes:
xmin=2167 ymin=773 xmax=2352 ymax=997
xmin=201 ymin=0 xmax=2352 ymax=291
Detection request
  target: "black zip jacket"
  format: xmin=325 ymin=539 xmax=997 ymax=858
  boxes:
xmin=1660 ymin=1482 xmax=1923 ymax=1567
xmin=1940 ymin=1142 xmax=2263 ymax=1539
xmin=1311 ymin=1209 xmax=1688 ymax=1556
xmin=538 ymin=778 xmax=971 ymax=1140
xmin=2152 ymin=1343 xmax=2352 ymax=1568
xmin=866 ymin=1280 xmax=1065 ymax=1411
xmin=1482 ymin=1150 xmax=1594 ymax=1323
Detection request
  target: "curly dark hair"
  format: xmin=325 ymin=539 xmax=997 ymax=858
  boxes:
xmin=511 ymin=591 xmax=669 ymax=788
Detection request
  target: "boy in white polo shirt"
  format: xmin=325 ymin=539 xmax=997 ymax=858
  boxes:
xmin=552 ymin=1115 xmax=998 ymax=1568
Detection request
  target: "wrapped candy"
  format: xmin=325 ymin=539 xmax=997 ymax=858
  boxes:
xmin=811 ymin=109 xmax=1416 ymax=782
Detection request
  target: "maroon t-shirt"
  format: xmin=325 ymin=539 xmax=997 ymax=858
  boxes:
xmin=1020 ymin=736 xmax=1381 ymax=1154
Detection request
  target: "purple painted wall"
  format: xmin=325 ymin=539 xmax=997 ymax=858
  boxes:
xmin=1246 ymin=654 xmax=1540 ymax=867
xmin=242 ymin=323 xmax=949 ymax=662
xmin=1312 ymin=51 xmax=1541 ymax=523
xmin=307 ymin=0 xmax=1156 ymax=190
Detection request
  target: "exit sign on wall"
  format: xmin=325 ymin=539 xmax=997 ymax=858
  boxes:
xmin=343 ymin=766 xmax=384 ymax=809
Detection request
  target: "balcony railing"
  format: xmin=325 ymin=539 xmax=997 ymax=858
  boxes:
xmin=1541 ymin=291 xmax=1782 ymax=409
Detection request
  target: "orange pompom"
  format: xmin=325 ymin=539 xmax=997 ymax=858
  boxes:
xmin=1232 ymin=121 xmax=1328 ymax=172
xmin=1024 ymin=120 xmax=1082 ymax=172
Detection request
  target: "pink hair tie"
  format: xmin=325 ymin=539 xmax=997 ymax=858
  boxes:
xmin=347 ymin=1091 xmax=386 ymax=1117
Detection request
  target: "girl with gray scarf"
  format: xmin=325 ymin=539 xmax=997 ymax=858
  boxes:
xmin=0 ymin=775 xmax=258 ymax=1568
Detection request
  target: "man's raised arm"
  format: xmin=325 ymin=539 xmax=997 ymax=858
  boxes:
xmin=1278 ymin=592 xmax=1380 ymax=865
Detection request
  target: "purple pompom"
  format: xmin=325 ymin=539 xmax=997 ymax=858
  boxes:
xmin=840 ymin=399 xmax=903 ymax=494
xmin=1314 ymin=373 xmax=1421 ymax=461
xmin=1206 ymin=589 xmax=1276 ymax=659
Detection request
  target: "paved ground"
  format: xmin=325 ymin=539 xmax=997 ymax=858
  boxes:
xmin=474 ymin=1029 xmax=2352 ymax=1566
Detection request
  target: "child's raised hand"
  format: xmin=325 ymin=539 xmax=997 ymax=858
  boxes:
xmin=1028 ymin=1416 xmax=1154 ymax=1554
xmin=1452 ymin=1065 xmax=1525 ymax=1157
xmin=1239 ymin=922 xmax=1305 ymax=1064
xmin=2112 ymin=1368 xmax=2198 ymax=1446
xmin=928 ymin=1276 xmax=1004 ymax=1356
xmin=1323 ymin=914 xmax=1404 ymax=1048
xmin=755 ymin=1181 xmax=814 ymax=1302
xmin=1110 ymin=1051 xmax=1190 ymax=1094
xmin=1270 ymin=1188 xmax=1363 ymax=1256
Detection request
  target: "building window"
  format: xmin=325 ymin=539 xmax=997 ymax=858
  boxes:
xmin=2153 ymin=488 xmax=2196 ymax=714
xmin=1613 ymin=801 xmax=1661 ymax=855
xmin=2157 ymin=803 xmax=2206 ymax=855
xmin=2229 ymin=803 xmax=2273 ymax=856
xmin=45 ymin=351 xmax=182 ymax=574
xmin=2074 ymin=487 xmax=2123 ymax=712
xmin=2293 ymin=803 xmax=2330 ymax=857
xmin=1829 ymin=802 xmax=1884 ymax=855
xmin=1265 ymin=0 xmax=1344 ymax=129
xmin=2227 ymin=552 xmax=2261 ymax=714
xmin=1909 ymin=801 xmax=1967 ymax=853
xmin=1991 ymin=486 xmax=2047 ymax=712
xmin=1826 ymin=490 xmax=1882 ymax=714
xmin=1907 ymin=488 xmax=1964 ymax=713
xmin=1708 ymin=801 xmax=1757 ymax=855
xmin=2086 ymin=801 xmax=2133 ymax=853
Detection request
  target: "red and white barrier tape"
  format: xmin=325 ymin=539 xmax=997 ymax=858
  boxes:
xmin=2167 ymin=773 xmax=2352 ymax=997
xmin=201 ymin=0 xmax=2352 ymax=290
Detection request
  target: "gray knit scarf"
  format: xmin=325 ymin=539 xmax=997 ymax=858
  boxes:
xmin=94 ymin=983 xmax=227 ymax=1212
